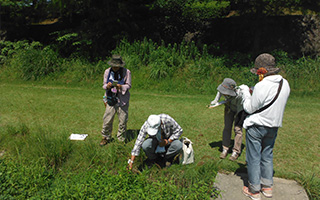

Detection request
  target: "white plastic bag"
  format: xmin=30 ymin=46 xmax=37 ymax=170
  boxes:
xmin=180 ymin=137 xmax=194 ymax=165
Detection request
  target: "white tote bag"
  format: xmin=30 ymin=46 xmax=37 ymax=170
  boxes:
xmin=180 ymin=137 xmax=194 ymax=165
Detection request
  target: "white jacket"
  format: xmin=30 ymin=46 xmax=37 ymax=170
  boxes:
xmin=242 ymin=75 xmax=290 ymax=129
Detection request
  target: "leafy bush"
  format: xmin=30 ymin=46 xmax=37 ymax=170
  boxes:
xmin=0 ymin=121 xmax=219 ymax=199
xmin=0 ymin=156 xmax=218 ymax=199
xmin=1 ymin=39 xmax=319 ymax=94
xmin=184 ymin=0 xmax=230 ymax=20
xmin=0 ymin=159 xmax=55 ymax=200
xmin=0 ymin=40 xmax=42 ymax=64
xmin=9 ymin=46 xmax=62 ymax=80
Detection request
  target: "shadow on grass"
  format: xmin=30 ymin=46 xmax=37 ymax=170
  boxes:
xmin=125 ymin=129 xmax=139 ymax=143
xmin=137 ymin=154 xmax=181 ymax=172
xmin=209 ymin=141 xmax=223 ymax=152
xmin=209 ymin=140 xmax=246 ymax=154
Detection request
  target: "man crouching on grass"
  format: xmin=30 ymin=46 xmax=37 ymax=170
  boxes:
xmin=128 ymin=114 xmax=183 ymax=170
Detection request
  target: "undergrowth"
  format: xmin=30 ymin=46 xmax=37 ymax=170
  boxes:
xmin=1 ymin=39 xmax=319 ymax=95
xmin=0 ymin=123 xmax=219 ymax=199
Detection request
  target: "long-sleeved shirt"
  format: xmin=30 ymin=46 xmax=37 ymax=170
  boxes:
xmin=102 ymin=67 xmax=131 ymax=106
xmin=242 ymin=75 xmax=290 ymax=129
xmin=131 ymin=114 xmax=183 ymax=156
xmin=212 ymin=84 xmax=248 ymax=115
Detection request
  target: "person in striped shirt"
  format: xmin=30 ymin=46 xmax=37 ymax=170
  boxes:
xmin=128 ymin=114 xmax=183 ymax=169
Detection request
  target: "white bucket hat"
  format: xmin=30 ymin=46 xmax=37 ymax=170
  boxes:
xmin=146 ymin=115 xmax=161 ymax=136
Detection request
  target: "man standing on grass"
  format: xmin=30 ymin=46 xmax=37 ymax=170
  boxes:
xmin=100 ymin=55 xmax=131 ymax=145
xmin=241 ymin=53 xmax=290 ymax=200
xmin=127 ymin=114 xmax=183 ymax=169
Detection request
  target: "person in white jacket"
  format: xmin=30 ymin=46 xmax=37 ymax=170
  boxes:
xmin=241 ymin=53 xmax=290 ymax=200
xmin=210 ymin=78 xmax=249 ymax=161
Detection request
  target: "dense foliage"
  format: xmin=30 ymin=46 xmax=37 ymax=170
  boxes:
xmin=1 ymin=1 xmax=320 ymax=58
xmin=0 ymin=122 xmax=219 ymax=199
xmin=0 ymin=158 xmax=219 ymax=199
xmin=1 ymin=39 xmax=319 ymax=95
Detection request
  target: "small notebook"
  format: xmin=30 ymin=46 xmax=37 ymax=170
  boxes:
xmin=69 ymin=133 xmax=88 ymax=140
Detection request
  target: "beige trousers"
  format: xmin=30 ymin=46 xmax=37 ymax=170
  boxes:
xmin=222 ymin=106 xmax=243 ymax=154
xmin=101 ymin=103 xmax=129 ymax=141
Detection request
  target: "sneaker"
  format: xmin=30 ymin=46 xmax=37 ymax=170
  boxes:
xmin=229 ymin=151 xmax=239 ymax=161
xmin=261 ymin=187 xmax=272 ymax=198
xmin=242 ymin=186 xmax=261 ymax=200
xmin=99 ymin=137 xmax=110 ymax=146
xmin=117 ymin=136 xmax=125 ymax=142
xmin=165 ymin=161 xmax=172 ymax=168
xmin=220 ymin=149 xmax=228 ymax=159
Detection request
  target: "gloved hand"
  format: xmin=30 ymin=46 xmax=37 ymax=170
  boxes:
xmin=210 ymin=100 xmax=218 ymax=106
xmin=239 ymin=85 xmax=251 ymax=99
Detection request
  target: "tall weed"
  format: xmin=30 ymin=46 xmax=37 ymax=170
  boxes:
xmin=296 ymin=172 xmax=320 ymax=200
xmin=1 ymin=124 xmax=73 ymax=170
xmin=7 ymin=46 xmax=62 ymax=80
xmin=283 ymin=56 xmax=320 ymax=92
xmin=1 ymin=39 xmax=320 ymax=94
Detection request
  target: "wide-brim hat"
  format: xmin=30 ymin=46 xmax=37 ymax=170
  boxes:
xmin=146 ymin=115 xmax=161 ymax=136
xmin=217 ymin=78 xmax=237 ymax=96
xmin=250 ymin=53 xmax=280 ymax=75
xmin=107 ymin=55 xmax=125 ymax=67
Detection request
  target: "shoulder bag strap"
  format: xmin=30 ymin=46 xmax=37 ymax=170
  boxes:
xmin=252 ymin=79 xmax=283 ymax=115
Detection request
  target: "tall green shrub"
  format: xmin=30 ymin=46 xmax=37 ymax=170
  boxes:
xmin=7 ymin=47 xmax=62 ymax=81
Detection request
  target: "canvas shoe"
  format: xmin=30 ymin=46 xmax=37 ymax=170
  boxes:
xmin=242 ymin=186 xmax=261 ymax=200
xmin=220 ymin=149 xmax=228 ymax=159
xmin=229 ymin=151 xmax=239 ymax=161
xmin=261 ymin=187 xmax=272 ymax=198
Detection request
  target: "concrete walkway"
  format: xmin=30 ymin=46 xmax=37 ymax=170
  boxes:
xmin=213 ymin=172 xmax=309 ymax=200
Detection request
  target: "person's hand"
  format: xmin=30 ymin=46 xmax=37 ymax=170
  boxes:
xmin=239 ymin=85 xmax=250 ymax=91
xmin=210 ymin=100 xmax=218 ymax=106
xmin=127 ymin=156 xmax=135 ymax=171
xmin=116 ymin=84 xmax=122 ymax=90
xmin=128 ymin=162 xmax=133 ymax=171
xmin=106 ymin=82 xmax=113 ymax=89
xmin=159 ymin=139 xmax=168 ymax=147
xmin=239 ymin=85 xmax=251 ymax=99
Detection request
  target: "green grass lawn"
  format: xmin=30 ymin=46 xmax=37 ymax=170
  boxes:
xmin=0 ymin=81 xmax=319 ymax=199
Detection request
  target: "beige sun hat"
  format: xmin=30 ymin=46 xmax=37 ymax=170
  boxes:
xmin=107 ymin=55 xmax=126 ymax=67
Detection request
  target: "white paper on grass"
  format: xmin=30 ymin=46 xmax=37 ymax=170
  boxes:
xmin=208 ymin=100 xmax=226 ymax=108
xmin=69 ymin=133 xmax=88 ymax=140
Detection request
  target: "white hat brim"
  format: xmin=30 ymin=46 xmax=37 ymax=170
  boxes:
xmin=147 ymin=127 xmax=160 ymax=136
